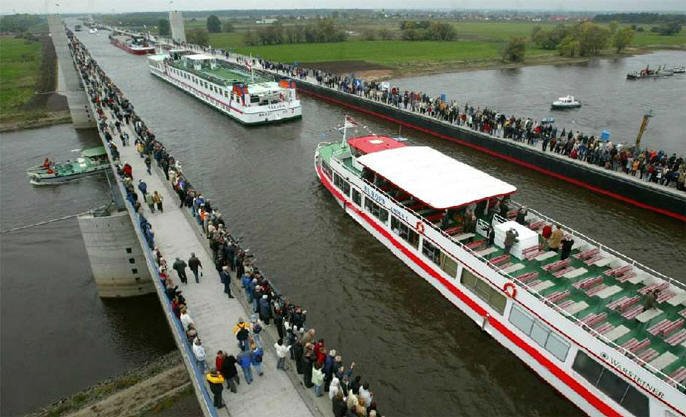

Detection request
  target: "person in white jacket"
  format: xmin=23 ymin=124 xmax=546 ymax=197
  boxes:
xmin=273 ymin=338 xmax=291 ymax=370
xmin=192 ymin=337 xmax=207 ymax=372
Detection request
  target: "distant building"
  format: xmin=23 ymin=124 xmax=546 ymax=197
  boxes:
xmin=169 ymin=10 xmax=186 ymax=43
xmin=256 ymin=18 xmax=278 ymax=24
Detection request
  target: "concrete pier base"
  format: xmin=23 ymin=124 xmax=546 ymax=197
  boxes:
xmin=48 ymin=15 xmax=96 ymax=129
xmin=78 ymin=210 xmax=154 ymax=297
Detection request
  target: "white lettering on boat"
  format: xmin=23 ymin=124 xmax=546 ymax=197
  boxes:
xmin=601 ymin=352 xmax=664 ymax=398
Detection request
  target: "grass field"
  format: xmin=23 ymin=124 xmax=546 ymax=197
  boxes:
xmin=203 ymin=20 xmax=684 ymax=75
xmin=0 ymin=36 xmax=42 ymax=118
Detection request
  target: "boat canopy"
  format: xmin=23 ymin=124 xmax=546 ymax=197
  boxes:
xmin=357 ymin=146 xmax=517 ymax=209
xmin=348 ymin=135 xmax=406 ymax=155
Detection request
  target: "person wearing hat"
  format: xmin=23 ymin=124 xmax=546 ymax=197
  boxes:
xmin=205 ymin=368 xmax=225 ymax=408
xmin=258 ymin=294 xmax=272 ymax=325
xmin=173 ymin=257 xmax=188 ymax=284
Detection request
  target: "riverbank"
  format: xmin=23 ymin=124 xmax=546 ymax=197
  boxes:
xmin=0 ymin=34 xmax=70 ymax=131
xmin=27 ymin=351 xmax=196 ymax=417
xmin=303 ymin=45 xmax=683 ymax=80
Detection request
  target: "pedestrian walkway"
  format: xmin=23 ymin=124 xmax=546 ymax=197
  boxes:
xmin=103 ymin=108 xmax=316 ymax=417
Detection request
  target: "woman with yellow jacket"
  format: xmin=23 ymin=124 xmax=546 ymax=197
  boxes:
xmin=206 ymin=369 xmax=225 ymax=408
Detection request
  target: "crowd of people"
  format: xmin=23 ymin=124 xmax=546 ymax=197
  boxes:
xmin=70 ymin=30 xmax=385 ymax=417
xmin=205 ymin=49 xmax=684 ymax=192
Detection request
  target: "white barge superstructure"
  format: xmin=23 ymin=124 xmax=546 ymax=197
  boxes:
xmin=148 ymin=51 xmax=301 ymax=125
xmin=315 ymin=125 xmax=685 ymax=417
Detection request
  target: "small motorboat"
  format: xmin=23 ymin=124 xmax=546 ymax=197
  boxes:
xmin=551 ymin=95 xmax=581 ymax=110
xmin=27 ymin=146 xmax=110 ymax=185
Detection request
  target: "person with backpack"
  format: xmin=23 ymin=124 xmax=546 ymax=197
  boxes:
xmin=220 ymin=353 xmax=240 ymax=393
xmin=233 ymin=318 xmax=250 ymax=351
xmin=250 ymin=342 xmax=264 ymax=376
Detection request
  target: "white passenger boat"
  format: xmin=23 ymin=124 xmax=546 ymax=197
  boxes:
xmin=551 ymin=95 xmax=582 ymax=109
xmin=315 ymin=120 xmax=686 ymax=417
xmin=147 ymin=51 xmax=302 ymax=125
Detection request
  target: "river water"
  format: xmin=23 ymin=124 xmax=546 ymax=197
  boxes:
xmin=2 ymin=31 xmax=684 ymax=416
xmin=390 ymin=50 xmax=686 ymax=155
xmin=0 ymin=125 xmax=175 ymax=416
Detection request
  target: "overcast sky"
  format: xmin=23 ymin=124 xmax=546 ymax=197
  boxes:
xmin=3 ymin=0 xmax=685 ymax=15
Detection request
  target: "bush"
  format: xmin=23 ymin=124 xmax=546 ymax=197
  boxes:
xmin=206 ymin=15 xmax=221 ymax=33
xmin=503 ymin=37 xmax=526 ymax=62
xmin=186 ymin=28 xmax=209 ymax=47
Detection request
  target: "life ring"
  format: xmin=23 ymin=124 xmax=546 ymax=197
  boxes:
xmin=415 ymin=221 xmax=425 ymax=234
xmin=503 ymin=282 xmax=517 ymax=299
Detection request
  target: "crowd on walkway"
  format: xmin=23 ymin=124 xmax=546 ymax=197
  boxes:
xmin=70 ymin=30 xmax=385 ymax=417
xmin=204 ymin=49 xmax=684 ymax=192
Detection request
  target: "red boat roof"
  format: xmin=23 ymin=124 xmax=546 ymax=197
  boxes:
xmin=348 ymin=135 xmax=405 ymax=155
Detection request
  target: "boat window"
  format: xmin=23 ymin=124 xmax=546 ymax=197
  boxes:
xmin=439 ymin=252 xmax=458 ymax=277
xmin=251 ymin=96 xmax=260 ymax=104
xmin=390 ymin=216 xmax=419 ymax=249
xmin=364 ymin=197 xmax=388 ymax=224
xmin=509 ymin=305 xmax=534 ymax=334
xmin=322 ymin=162 xmax=332 ymax=179
xmin=509 ymin=305 xmax=570 ymax=361
xmin=572 ymin=351 xmax=648 ymax=417
xmin=333 ymin=173 xmax=351 ymax=197
xmin=352 ymin=188 xmax=362 ymax=206
xmin=545 ymin=332 xmax=570 ymax=362
xmin=421 ymin=240 xmax=441 ymax=265
xmin=460 ymin=268 xmax=506 ymax=314
xmin=530 ymin=320 xmax=550 ymax=347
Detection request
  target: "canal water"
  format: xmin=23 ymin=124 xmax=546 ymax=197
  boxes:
xmin=2 ymin=30 xmax=683 ymax=416
xmin=389 ymin=50 xmax=686 ymax=155
xmin=0 ymin=124 xmax=175 ymax=416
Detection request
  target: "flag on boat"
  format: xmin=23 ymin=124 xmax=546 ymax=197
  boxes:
xmin=344 ymin=115 xmax=358 ymax=129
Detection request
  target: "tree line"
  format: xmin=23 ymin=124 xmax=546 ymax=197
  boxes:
xmin=531 ymin=22 xmax=635 ymax=57
xmin=242 ymin=19 xmax=347 ymax=46
xmin=399 ymin=20 xmax=457 ymax=41
xmin=593 ymin=13 xmax=686 ymax=24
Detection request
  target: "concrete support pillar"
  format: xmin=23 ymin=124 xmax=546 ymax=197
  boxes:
xmin=169 ymin=11 xmax=186 ymax=44
xmin=47 ymin=15 xmax=96 ymax=129
xmin=78 ymin=210 xmax=155 ymax=298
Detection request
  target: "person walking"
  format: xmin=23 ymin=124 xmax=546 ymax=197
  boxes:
xmin=144 ymin=192 xmax=155 ymax=213
xmin=237 ymin=349 xmax=253 ymax=384
xmin=274 ymin=338 xmax=291 ymax=370
xmin=188 ymin=252 xmax=203 ymax=283
xmin=221 ymin=353 xmax=240 ymax=393
xmin=233 ymin=318 xmax=250 ymax=351
xmin=206 ymin=369 xmax=225 ymax=409
xmin=173 ymin=257 xmax=188 ymax=284
xmin=192 ymin=337 xmax=207 ymax=372
xmin=220 ymin=266 xmax=233 ymax=298
xmin=137 ymin=179 xmax=147 ymax=197
xmin=250 ymin=342 xmax=264 ymax=376
xmin=152 ymin=191 xmax=163 ymax=213
xmin=144 ymin=154 xmax=152 ymax=175
xmin=548 ymin=224 xmax=564 ymax=252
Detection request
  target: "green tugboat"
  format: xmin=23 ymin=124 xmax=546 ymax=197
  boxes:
xmin=27 ymin=146 xmax=110 ymax=185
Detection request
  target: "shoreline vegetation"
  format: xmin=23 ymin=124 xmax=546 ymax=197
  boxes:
xmin=27 ymin=351 xmax=198 ymax=417
xmin=0 ymin=34 xmax=71 ymax=132
xmin=194 ymin=20 xmax=686 ymax=80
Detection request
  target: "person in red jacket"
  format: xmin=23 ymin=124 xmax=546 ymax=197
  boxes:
xmin=215 ymin=350 xmax=224 ymax=372
xmin=122 ymin=162 xmax=132 ymax=179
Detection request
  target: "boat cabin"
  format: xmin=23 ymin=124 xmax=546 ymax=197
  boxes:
xmin=182 ymin=54 xmax=218 ymax=71
xmin=353 ymin=143 xmax=517 ymax=238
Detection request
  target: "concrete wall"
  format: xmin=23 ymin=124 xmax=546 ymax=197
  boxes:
xmin=169 ymin=11 xmax=186 ymax=44
xmin=47 ymin=15 xmax=96 ymax=129
xmin=78 ymin=210 xmax=155 ymax=298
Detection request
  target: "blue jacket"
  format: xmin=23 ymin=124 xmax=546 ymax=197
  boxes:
xmin=241 ymin=274 xmax=251 ymax=289
xmin=237 ymin=351 xmax=251 ymax=368
xmin=250 ymin=348 xmax=263 ymax=365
